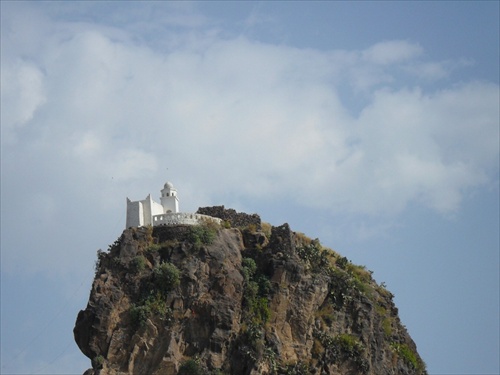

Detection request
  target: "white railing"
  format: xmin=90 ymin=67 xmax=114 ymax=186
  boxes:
xmin=152 ymin=212 xmax=222 ymax=226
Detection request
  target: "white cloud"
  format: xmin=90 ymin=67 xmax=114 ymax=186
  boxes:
xmin=0 ymin=61 xmax=46 ymax=132
xmin=1 ymin=4 xmax=499 ymax=275
xmin=407 ymin=61 xmax=450 ymax=80
xmin=362 ymin=40 xmax=423 ymax=65
xmin=404 ymin=58 xmax=475 ymax=81
xmin=350 ymin=84 xmax=498 ymax=214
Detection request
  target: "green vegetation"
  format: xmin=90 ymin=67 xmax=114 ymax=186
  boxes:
xmin=328 ymin=255 xmax=378 ymax=308
xmin=375 ymin=304 xmax=393 ymax=337
xmin=261 ymin=222 xmax=272 ymax=238
xmin=315 ymin=303 xmax=335 ymax=326
xmin=328 ymin=267 xmax=355 ymax=307
xmin=245 ymin=223 xmax=259 ymax=233
xmin=336 ymin=257 xmax=373 ymax=285
xmin=153 ymin=262 xmax=180 ymax=296
xmin=130 ymin=292 xmax=173 ymax=328
xmin=335 ymin=333 xmax=365 ymax=360
xmin=145 ymin=241 xmax=179 ymax=262
xmin=263 ymin=347 xmax=278 ymax=374
xmin=347 ymin=263 xmax=372 ymax=282
xmin=314 ymin=331 xmax=368 ymax=373
xmin=335 ymin=256 xmax=349 ymax=269
xmin=296 ymin=239 xmax=328 ymax=272
xmin=130 ymin=255 xmax=147 ymax=273
xmin=146 ymin=243 xmax=162 ymax=252
xmin=107 ymin=239 xmax=121 ymax=252
xmin=178 ymin=358 xmax=204 ymax=375
xmin=382 ymin=317 xmax=393 ymax=337
xmin=188 ymin=222 xmax=218 ymax=249
xmin=391 ymin=343 xmax=426 ymax=373
xmin=129 ymin=304 xmax=150 ymax=327
xmin=375 ymin=281 xmax=395 ymax=301
xmin=242 ymin=257 xmax=257 ymax=279
xmin=238 ymin=256 xmax=273 ymax=361
xmin=129 ymin=262 xmax=179 ymax=329
xmin=242 ymin=257 xmax=271 ymax=325
xmin=249 ymin=296 xmax=270 ymax=325
xmin=94 ymin=249 xmax=106 ymax=274
xmin=240 ymin=321 xmax=264 ymax=358
xmin=92 ymin=355 xmax=104 ymax=369
xmin=280 ymin=362 xmax=310 ymax=374
xmin=294 ymin=231 xmax=313 ymax=246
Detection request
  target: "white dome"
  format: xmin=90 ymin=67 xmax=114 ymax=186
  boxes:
xmin=164 ymin=181 xmax=174 ymax=189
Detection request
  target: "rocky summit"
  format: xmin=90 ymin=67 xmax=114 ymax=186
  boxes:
xmin=74 ymin=208 xmax=426 ymax=375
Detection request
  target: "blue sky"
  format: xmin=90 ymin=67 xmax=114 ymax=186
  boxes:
xmin=1 ymin=1 xmax=498 ymax=374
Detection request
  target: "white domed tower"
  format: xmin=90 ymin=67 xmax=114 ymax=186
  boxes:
xmin=160 ymin=181 xmax=179 ymax=213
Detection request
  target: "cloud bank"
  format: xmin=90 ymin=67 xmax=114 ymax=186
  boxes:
xmin=1 ymin=3 xmax=498 ymax=255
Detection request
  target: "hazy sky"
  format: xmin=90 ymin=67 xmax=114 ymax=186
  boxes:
xmin=1 ymin=1 xmax=498 ymax=374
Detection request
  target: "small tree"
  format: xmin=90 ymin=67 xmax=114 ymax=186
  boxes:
xmin=153 ymin=262 xmax=180 ymax=295
xmin=178 ymin=358 xmax=203 ymax=375
xmin=131 ymin=255 xmax=146 ymax=273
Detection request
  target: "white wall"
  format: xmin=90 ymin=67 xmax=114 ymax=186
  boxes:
xmin=152 ymin=213 xmax=222 ymax=226
xmin=126 ymin=199 xmax=143 ymax=228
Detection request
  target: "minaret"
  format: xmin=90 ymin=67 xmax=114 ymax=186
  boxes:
xmin=160 ymin=181 xmax=179 ymax=213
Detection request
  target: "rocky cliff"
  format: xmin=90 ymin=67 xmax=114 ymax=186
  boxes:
xmin=74 ymin=210 xmax=426 ymax=375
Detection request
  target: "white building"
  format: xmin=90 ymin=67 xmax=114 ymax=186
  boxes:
xmin=126 ymin=181 xmax=221 ymax=228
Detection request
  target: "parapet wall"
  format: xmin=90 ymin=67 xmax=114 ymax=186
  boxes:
xmin=153 ymin=212 xmax=222 ymax=226
xmin=196 ymin=206 xmax=261 ymax=228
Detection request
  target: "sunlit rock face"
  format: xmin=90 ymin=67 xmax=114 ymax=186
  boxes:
xmin=75 ymin=211 xmax=427 ymax=375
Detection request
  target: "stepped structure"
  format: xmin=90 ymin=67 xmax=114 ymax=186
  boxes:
xmin=126 ymin=181 xmax=221 ymax=228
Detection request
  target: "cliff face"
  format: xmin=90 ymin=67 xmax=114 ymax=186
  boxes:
xmin=74 ymin=214 xmax=426 ymax=375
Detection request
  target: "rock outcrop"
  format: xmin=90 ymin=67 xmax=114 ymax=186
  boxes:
xmin=74 ymin=213 xmax=426 ymax=375
xmin=196 ymin=206 xmax=261 ymax=229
